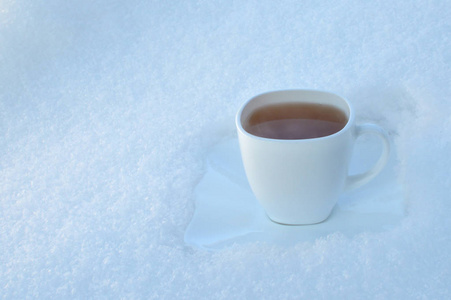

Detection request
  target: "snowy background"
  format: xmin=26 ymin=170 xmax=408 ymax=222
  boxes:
xmin=1 ymin=0 xmax=450 ymax=298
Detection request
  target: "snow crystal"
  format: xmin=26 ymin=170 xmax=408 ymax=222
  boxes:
xmin=1 ymin=0 xmax=450 ymax=298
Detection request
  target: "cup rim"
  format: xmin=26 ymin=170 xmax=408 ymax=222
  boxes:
xmin=236 ymin=89 xmax=355 ymax=143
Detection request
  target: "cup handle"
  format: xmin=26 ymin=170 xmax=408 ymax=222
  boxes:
xmin=345 ymin=124 xmax=391 ymax=191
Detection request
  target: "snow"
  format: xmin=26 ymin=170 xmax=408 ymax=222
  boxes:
xmin=1 ymin=0 xmax=450 ymax=298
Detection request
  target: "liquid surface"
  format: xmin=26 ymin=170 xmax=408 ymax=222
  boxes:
xmin=244 ymin=102 xmax=348 ymax=140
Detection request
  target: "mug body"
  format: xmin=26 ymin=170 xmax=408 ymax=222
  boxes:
xmin=236 ymin=90 xmax=356 ymax=224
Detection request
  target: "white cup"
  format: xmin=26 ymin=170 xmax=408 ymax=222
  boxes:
xmin=236 ymin=90 xmax=390 ymax=225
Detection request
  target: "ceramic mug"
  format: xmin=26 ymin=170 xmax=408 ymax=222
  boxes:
xmin=236 ymin=90 xmax=390 ymax=225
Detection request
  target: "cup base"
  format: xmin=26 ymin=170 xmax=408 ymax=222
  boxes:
xmin=266 ymin=213 xmax=332 ymax=226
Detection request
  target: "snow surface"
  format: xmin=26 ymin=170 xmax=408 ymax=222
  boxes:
xmin=1 ymin=0 xmax=450 ymax=298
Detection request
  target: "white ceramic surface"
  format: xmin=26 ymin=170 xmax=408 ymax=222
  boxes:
xmin=236 ymin=90 xmax=390 ymax=224
xmin=184 ymin=135 xmax=404 ymax=250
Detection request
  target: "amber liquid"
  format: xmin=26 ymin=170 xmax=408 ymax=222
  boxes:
xmin=244 ymin=102 xmax=348 ymax=140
